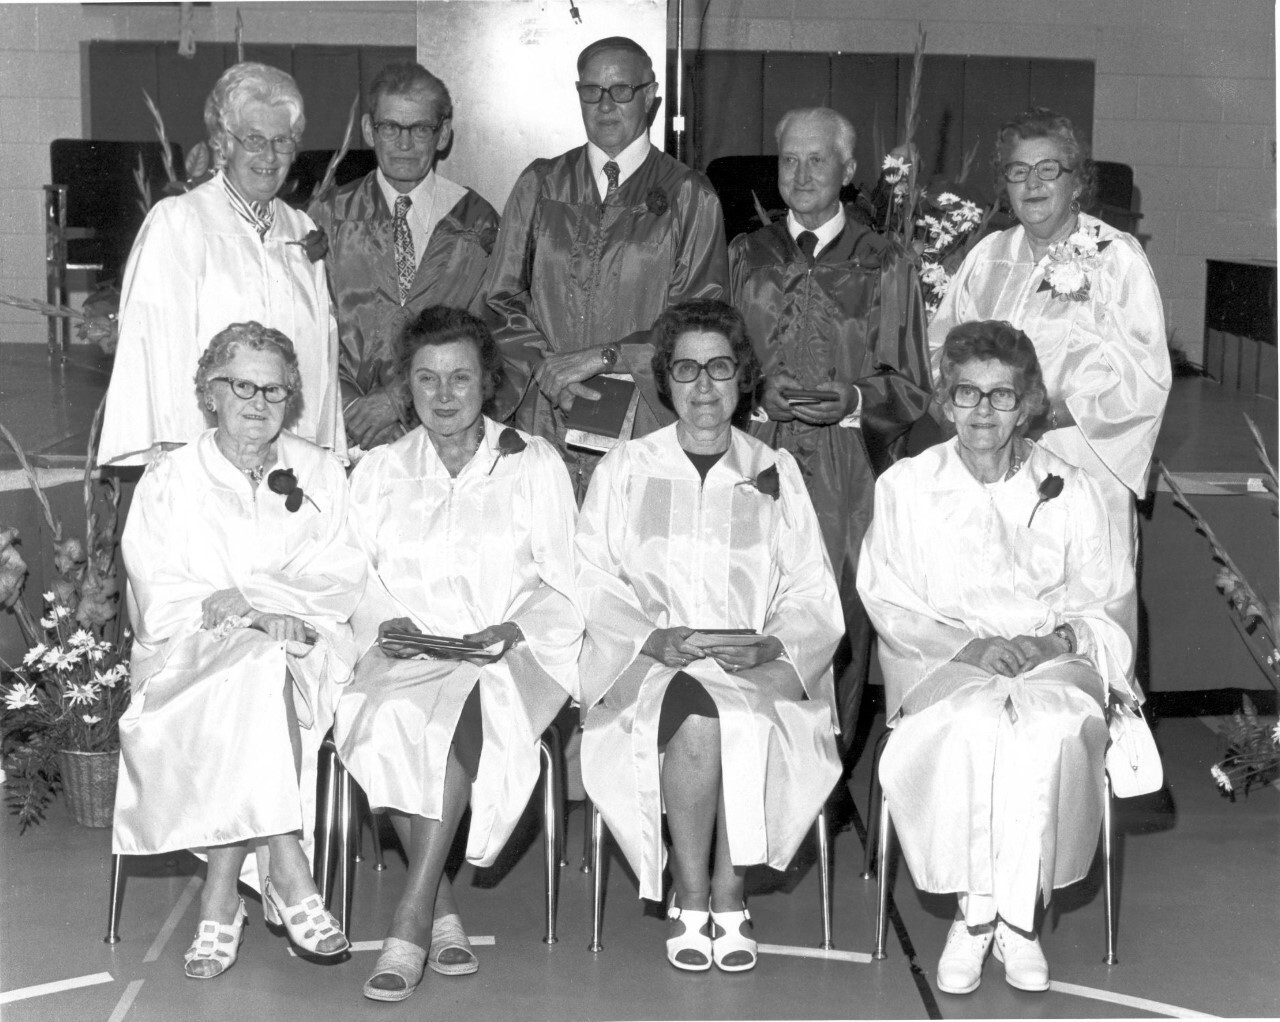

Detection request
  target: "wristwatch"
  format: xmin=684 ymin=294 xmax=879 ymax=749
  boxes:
xmin=1053 ymin=624 xmax=1076 ymax=655
xmin=600 ymin=345 xmax=619 ymax=368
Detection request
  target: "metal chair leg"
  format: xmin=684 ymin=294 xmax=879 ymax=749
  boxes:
xmin=539 ymin=736 xmax=561 ymax=945
xmin=861 ymin=729 xmax=890 ymax=880
xmin=370 ymin=809 xmax=387 ymax=871
xmin=1103 ymin=772 xmax=1117 ymax=965
xmin=542 ymin=726 xmax=566 ymax=869
xmin=873 ymin=795 xmax=892 ymax=960
xmin=588 ymin=804 xmax=605 ymax=952
xmin=316 ymin=740 xmax=339 ymax=903
xmin=336 ymin=761 xmax=355 ymax=935
xmin=580 ymin=796 xmax=595 ymax=874
xmin=816 ymin=806 xmax=833 ymax=950
xmin=353 ymin=787 xmax=366 ymax=863
xmin=104 ymin=853 xmax=123 ymax=944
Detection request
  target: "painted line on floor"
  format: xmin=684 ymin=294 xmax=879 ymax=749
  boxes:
xmin=106 ymin=978 xmax=145 ymax=1022
xmin=0 ymin=971 xmax=114 ymax=1005
xmin=142 ymin=875 xmax=201 ymax=963
xmin=1049 ymin=980 xmax=1219 ymax=1018
xmin=757 ymin=943 xmax=872 ymax=964
xmin=287 ymin=936 xmax=496 ymax=956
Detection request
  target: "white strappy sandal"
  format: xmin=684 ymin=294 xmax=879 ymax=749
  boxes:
xmin=262 ymin=875 xmax=350 ymax=957
xmin=710 ymin=905 xmax=758 ymax=972
xmin=666 ymin=896 xmax=713 ymax=971
xmin=183 ymin=897 xmax=247 ymax=980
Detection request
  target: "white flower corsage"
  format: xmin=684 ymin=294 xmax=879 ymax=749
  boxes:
xmin=1037 ymin=223 xmax=1112 ymax=301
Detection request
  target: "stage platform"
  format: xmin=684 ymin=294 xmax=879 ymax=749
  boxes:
xmin=1 ymin=342 xmax=1277 ymax=698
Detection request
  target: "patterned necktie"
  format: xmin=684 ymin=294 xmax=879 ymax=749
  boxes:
xmin=603 ymin=161 xmax=620 ymax=202
xmin=797 ymin=230 xmax=819 ymax=264
xmin=394 ymin=195 xmax=414 ymax=304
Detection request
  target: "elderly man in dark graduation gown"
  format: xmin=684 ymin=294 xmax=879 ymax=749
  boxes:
xmin=484 ymin=35 xmax=728 ymax=497
xmin=729 ymin=107 xmax=932 ymax=748
xmin=310 ymin=62 xmax=499 ymax=455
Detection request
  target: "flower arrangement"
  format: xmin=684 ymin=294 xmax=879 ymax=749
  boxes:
xmin=1158 ymin=415 xmax=1279 ymax=798
xmin=1037 ymin=223 xmax=1113 ymax=301
xmin=873 ymin=28 xmax=994 ymax=318
xmin=0 ymin=400 xmax=131 ymax=830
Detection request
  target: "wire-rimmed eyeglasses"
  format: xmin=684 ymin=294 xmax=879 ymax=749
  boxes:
xmin=228 ymin=132 xmax=298 ymax=155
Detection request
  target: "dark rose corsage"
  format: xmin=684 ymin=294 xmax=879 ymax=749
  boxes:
xmin=288 ymin=227 xmax=329 ymax=263
xmin=487 ymin=427 xmax=527 ymax=475
xmin=1027 ymin=473 xmax=1064 ymax=526
xmin=267 ymin=468 xmax=320 ymax=512
xmin=645 ymin=188 xmax=669 ymax=216
xmin=737 ymin=463 xmax=780 ymax=501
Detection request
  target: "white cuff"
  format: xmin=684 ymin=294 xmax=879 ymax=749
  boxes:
xmin=837 ymin=386 xmax=863 ymax=428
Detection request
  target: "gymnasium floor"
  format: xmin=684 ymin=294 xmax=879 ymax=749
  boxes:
xmin=1 ymin=343 xmax=1277 ymax=1019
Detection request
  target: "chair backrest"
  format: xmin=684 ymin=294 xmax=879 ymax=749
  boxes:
xmin=1090 ymin=160 xmax=1142 ymax=236
xmin=49 ymin=139 xmax=185 ymax=278
xmin=281 ymin=148 xmax=380 ymax=209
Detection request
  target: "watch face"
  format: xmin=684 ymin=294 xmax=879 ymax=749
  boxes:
xmin=601 ymin=346 xmax=618 ymax=366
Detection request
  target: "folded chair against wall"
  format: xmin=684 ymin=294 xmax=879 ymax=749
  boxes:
xmin=46 ymin=139 xmax=182 ymax=360
xmin=860 ymin=728 xmax=1119 ymax=965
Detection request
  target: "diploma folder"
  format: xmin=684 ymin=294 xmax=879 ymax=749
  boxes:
xmin=687 ymin=629 xmax=760 ymax=648
xmin=563 ymin=373 xmax=640 ymax=453
xmin=379 ymin=631 xmax=501 ymax=661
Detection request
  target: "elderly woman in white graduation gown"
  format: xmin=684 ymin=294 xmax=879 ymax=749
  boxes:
xmin=857 ymin=320 xmax=1135 ymax=996
xmin=334 ymin=306 xmax=581 ymax=1004
xmin=113 ymin=321 xmax=364 ymax=980
xmin=578 ymin=299 xmax=843 ymax=975
xmin=928 ymin=107 xmax=1170 ymax=648
xmin=99 ymin=61 xmax=343 ymax=467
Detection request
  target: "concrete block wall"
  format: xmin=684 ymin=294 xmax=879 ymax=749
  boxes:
xmin=0 ymin=1 xmax=416 ymax=346
xmin=675 ymin=0 xmax=1277 ymax=363
xmin=1 ymin=1 xmax=1274 ymax=362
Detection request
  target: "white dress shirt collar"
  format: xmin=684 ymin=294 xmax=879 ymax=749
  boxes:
xmin=587 ymin=133 xmax=651 ymax=199
xmin=787 ymin=206 xmax=846 ymax=258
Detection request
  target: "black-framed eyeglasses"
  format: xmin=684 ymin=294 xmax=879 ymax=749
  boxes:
xmin=228 ymin=132 xmax=298 ymax=155
xmin=212 ymin=376 xmax=293 ymax=404
xmin=1001 ymin=158 xmax=1073 ymax=183
xmin=372 ymin=119 xmax=442 ymax=143
xmin=949 ymin=383 xmax=1022 ymax=412
xmin=575 ymin=80 xmax=654 ymax=104
xmin=669 ymin=357 xmax=739 ymax=383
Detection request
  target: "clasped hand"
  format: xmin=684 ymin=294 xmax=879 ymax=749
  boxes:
xmin=642 ymin=626 xmax=783 ymax=673
xmin=761 ymin=370 xmax=855 ymax=427
xmin=201 ymin=588 xmax=309 ymax=643
xmin=535 ymin=349 xmax=606 ymax=412
xmin=954 ymin=634 xmax=1062 ymax=678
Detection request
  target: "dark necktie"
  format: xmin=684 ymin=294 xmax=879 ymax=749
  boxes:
xmin=797 ymin=230 xmax=818 ymax=264
xmin=394 ymin=195 xmax=414 ymax=304
xmin=603 ymin=161 xmax=620 ymax=202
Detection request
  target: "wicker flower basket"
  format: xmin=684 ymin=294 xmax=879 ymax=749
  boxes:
xmin=59 ymin=750 xmax=118 ymax=828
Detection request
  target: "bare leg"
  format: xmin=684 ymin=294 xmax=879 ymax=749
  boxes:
xmin=368 ymin=749 xmax=471 ymax=991
xmin=661 ymin=714 xmax=721 ymax=910
xmin=201 ymin=843 xmax=251 ymax=923
xmin=386 ymin=815 xmax=462 ymax=923
xmin=708 ymin=785 xmax=745 ymax=913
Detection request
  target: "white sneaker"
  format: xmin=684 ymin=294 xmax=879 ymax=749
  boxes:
xmin=992 ymin=919 xmax=1050 ymax=991
xmin=936 ymin=917 xmax=994 ymax=995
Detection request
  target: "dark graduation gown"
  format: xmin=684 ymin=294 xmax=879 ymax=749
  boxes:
xmin=729 ymin=214 xmax=931 ymax=744
xmin=483 ymin=143 xmax=728 ymax=489
xmin=309 ymin=173 xmax=500 ymax=409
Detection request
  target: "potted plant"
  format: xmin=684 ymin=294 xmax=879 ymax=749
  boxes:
xmin=1 ymin=402 xmax=131 ymax=831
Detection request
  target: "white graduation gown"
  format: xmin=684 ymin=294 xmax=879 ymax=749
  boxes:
xmin=856 ymin=439 xmax=1135 ymax=930
xmin=334 ymin=420 xmax=582 ymax=867
xmin=99 ymin=174 xmax=345 ymax=466
xmin=112 ymin=431 xmax=364 ymax=888
xmin=577 ymin=424 xmax=843 ymax=902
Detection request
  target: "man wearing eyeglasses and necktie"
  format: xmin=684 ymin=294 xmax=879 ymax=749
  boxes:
xmin=728 ymin=107 xmax=933 ymax=755
xmin=309 ymin=62 xmax=499 ymax=456
xmin=484 ymin=36 xmax=728 ymax=500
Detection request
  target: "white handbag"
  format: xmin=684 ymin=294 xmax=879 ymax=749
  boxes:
xmin=1106 ymin=702 xmax=1163 ymax=797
